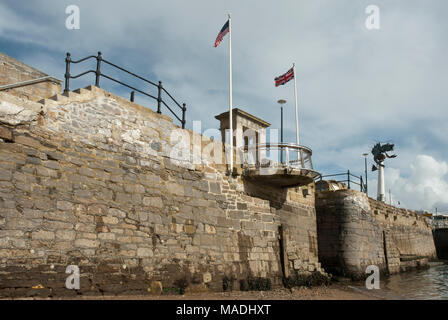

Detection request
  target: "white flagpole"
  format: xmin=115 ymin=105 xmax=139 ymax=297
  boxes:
xmin=293 ymin=63 xmax=300 ymax=146
xmin=228 ymin=13 xmax=234 ymax=172
xmin=293 ymin=63 xmax=304 ymax=167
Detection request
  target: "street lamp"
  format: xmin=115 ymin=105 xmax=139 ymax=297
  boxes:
xmin=363 ymin=153 xmax=369 ymax=196
xmin=278 ymin=100 xmax=287 ymax=163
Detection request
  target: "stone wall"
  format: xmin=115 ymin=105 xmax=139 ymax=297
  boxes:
xmin=0 ymin=52 xmax=61 ymax=102
xmin=316 ymin=189 xmax=437 ymax=279
xmin=0 ymin=85 xmax=322 ymax=297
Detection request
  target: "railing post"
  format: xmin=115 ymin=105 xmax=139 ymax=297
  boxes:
xmin=130 ymin=91 xmax=135 ymax=103
xmin=157 ymin=81 xmax=163 ymax=114
xmin=348 ymin=170 xmax=351 ymax=189
xmin=64 ymin=53 xmax=71 ymax=94
xmin=95 ymin=52 xmax=102 ymax=87
xmin=360 ymin=176 xmax=364 ymax=193
xmin=299 ymin=149 xmax=305 ymax=169
xmin=182 ymin=103 xmax=186 ymax=129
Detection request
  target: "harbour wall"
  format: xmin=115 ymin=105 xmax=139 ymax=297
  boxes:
xmin=0 ymin=85 xmax=322 ymax=297
xmin=316 ymin=189 xmax=437 ymax=279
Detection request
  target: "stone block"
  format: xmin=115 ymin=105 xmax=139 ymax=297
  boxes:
xmin=166 ymin=183 xmax=184 ymax=196
xmin=87 ymin=205 xmax=108 ymax=216
xmin=56 ymin=230 xmax=76 ymax=241
xmin=32 ymin=230 xmax=55 ymax=240
xmin=143 ymin=197 xmax=164 ymax=208
xmin=74 ymin=239 xmax=100 ymax=248
xmin=98 ymin=233 xmax=116 ymax=241
xmin=137 ymin=248 xmax=153 ymax=257
xmin=0 ymin=169 xmax=12 ymax=181
xmin=56 ymin=201 xmax=74 ymax=211
xmin=204 ymin=224 xmax=216 ymax=234
xmin=14 ymin=135 xmax=41 ymax=149
xmin=109 ymin=208 xmax=126 ymax=218
xmin=101 ymin=216 xmax=119 ymax=225
xmin=79 ymin=167 xmax=95 ymax=177
xmin=0 ymin=127 xmax=12 ymax=141
xmin=148 ymin=281 xmax=163 ymax=295
xmin=185 ymin=224 xmax=196 ymax=235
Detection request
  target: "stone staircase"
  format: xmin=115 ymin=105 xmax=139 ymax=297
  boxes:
xmin=37 ymin=86 xmax=97 ymax=107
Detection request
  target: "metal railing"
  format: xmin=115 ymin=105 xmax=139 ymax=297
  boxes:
xmin=319 ymin=170 xmax=366 ymax=193
xmin=64 ymin=52 xmax=187 ymax=129
xmin=431 ymin=216 xmax=448 ymax=229
xmin=242 ymin=143 xmax=315 ymax=170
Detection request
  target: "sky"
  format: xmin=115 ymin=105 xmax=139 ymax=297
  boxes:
xmin=0 ymin=0 xmax=447 ymax=212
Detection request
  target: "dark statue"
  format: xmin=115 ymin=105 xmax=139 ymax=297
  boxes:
xmin=371 ymin=143 xmax=397 ymax=166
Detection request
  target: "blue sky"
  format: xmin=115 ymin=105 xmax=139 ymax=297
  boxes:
xmin=0 ymin=0 xmax=447 ymax=212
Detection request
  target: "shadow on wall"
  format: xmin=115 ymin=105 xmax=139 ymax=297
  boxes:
xmin=433 ymin=229 xmax=448 ymax=260
xmin=242 ymin=180 xmax=288 ymax=209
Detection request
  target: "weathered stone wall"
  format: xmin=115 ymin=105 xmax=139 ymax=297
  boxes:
xmin=316 ymin=189 xmax=437 ymax=279
xmin=0 ymin=86 xmax=322 ymax=297
xmin=369 ymin=199 xmax=436 ymax=259
xmin=315 ymin=190 xmax=386 ymax=279
xmin=0 ymin=52 xmax=61 ymax=102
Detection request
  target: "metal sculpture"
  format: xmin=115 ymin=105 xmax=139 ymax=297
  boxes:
xmin=372 ymin=143 xmax=397 ymax=167
xmin=371 ymin=142 xmax=397 ymax=202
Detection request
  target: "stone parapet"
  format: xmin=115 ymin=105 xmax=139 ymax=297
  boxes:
xmin=0 ymin=52 xmax=61 ymax=102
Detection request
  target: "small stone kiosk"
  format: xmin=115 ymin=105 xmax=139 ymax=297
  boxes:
xmin=215 ymin=108 xmax=320 ymax=188
xmin=215 ymin=108 xmax=270 ymax=167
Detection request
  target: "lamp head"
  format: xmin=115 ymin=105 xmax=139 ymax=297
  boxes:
xmin=277 ymin=99 xmax=287 ymax=106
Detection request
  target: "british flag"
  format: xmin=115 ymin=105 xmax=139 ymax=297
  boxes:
xmin=275 ymin=67 xmax=295 ymax=87
xmin=214 ymin=20 xmax=229 ymax=48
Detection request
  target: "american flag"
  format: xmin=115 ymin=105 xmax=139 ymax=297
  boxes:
xmin=275 ymin=67 xmax=295 ymax=87
xmin=214 ymin=20 xmax=229 ymax=48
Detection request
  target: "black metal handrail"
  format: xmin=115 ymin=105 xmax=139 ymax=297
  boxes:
xmin=319 ymin=170 xmax=367 ymax=193
xmin=64 ymin=52 xmax=187 ymax=129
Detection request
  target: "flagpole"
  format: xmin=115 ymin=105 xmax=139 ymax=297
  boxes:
xmin=228 ymin=13 xmax=234 ymax=173
xmin=293 ymin=63 xmax=299 ymax=146
xmin=293 ymin=63 xmax=304 ymax=166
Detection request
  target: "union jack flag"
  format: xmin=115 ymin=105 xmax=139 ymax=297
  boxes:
xmin=214 ymin=20 xmax=229 ymax=48
xmin=275 ymin=67 xmax=295 ymax=87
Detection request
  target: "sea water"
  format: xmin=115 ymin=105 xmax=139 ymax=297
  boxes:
xmin=351 ymin=262 xmax=448 ymax=300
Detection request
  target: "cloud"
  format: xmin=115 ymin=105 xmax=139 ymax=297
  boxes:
xmin=0 ymin=0 xmax=447 ymax=212
xmin=369 ymin=155 xmax=448 ymax=212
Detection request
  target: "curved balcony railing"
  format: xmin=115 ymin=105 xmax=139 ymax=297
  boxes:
xmin=431 ymin=216 xmax=448 ymax=230
xmin=241 ymin=143 xmax=315 ymax=171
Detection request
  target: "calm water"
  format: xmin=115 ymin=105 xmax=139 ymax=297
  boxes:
xmin=351 ymin=263 xmax=448 ymax=300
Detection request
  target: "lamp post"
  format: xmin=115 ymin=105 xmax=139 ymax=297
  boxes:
xmin=363 ymin=153 xmax=369 ymax=196
xmin=278 ymin=100 xmax=287 ymax=163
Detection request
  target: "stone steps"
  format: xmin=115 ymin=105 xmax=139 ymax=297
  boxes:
xmin=37 ymin=86 xmax=96 ymax=106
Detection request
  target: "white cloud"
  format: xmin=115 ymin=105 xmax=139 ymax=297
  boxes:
xmin=0 ymin=0 xmax=447 ymax=213
xmin=370 ymin=155 xmax=448 ymax=212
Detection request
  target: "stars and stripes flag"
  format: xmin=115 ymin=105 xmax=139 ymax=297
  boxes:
xmin=275 ymin=67 xmax=295 ymax=87
xmin=214 ymin=20 xmax=230 ymax=48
